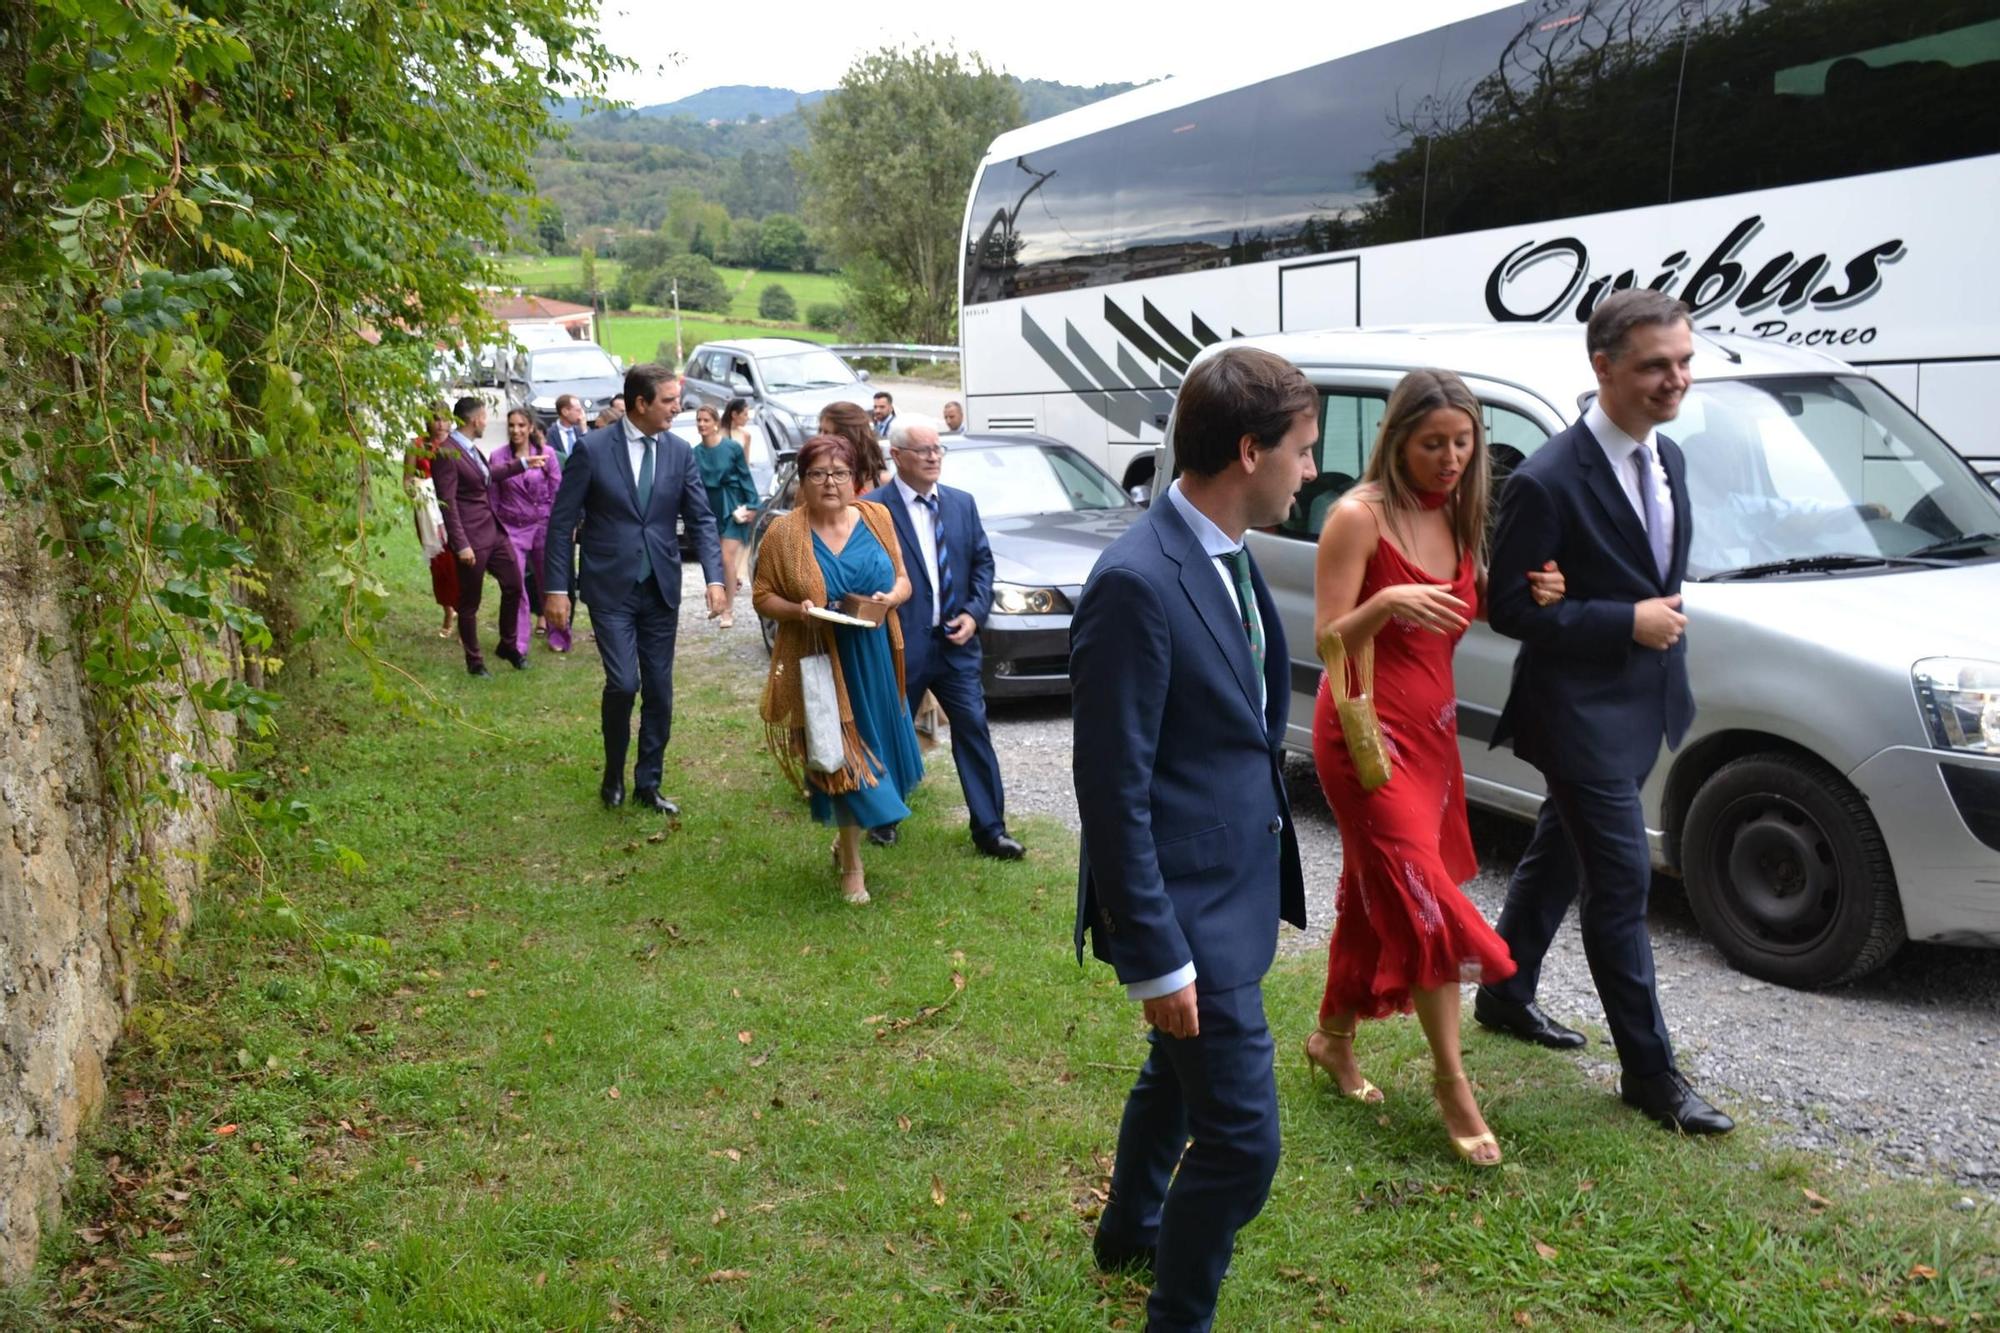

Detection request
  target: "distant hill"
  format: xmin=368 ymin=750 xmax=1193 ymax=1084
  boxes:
xmin=632 ymin=85 xmax=828 ymax=123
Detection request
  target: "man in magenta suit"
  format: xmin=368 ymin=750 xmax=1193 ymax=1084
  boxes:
xmin=432 ymin=395 xmax=526 ymax=676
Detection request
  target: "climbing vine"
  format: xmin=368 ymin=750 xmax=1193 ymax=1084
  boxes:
xmin=0 ymin=0 xmax=620 ymax=965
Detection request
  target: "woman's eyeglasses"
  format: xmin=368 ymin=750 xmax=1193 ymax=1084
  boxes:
xmin=803 ymin=469 xmax=853 ymax=484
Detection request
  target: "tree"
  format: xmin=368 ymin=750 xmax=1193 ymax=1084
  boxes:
xmin=579 ymin=245 xmax=599 ymax=302
xmin=802 ymin=47 xmax=1021 ymax=343
xmin=535 ymin=198 xmax=568 ymax=254
xmin=662 ymin=185 xmax=733 ymax=258
xmin=805 ymin=301 xmax=847 ymax=332
xmin=756 ymin=213 xmax=809 ymax=271
xmin=646 ymin=254 xmax=731 ymax=313
xmin=758 ymin=284 xmax=797 ymax=321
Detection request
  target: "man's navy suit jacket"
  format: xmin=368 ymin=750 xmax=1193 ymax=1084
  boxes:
xmin=543 ymin=422 xmax=723 ymax=610
xmin=1488 ymin=417 xmax=1697 ymax=780
xmin=864 ymin=480 xmax=995 ymax=687
xmin=1069 ymin=497 xmax=1306 ymax=995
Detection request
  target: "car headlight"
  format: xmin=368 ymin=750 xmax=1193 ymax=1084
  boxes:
xmin=530 ymin=395 xmax=557 ymax=411
xmin=1913 ymin=658 xmax=2000 ymax=753
xmin=992 ymin=582 xmax=1072 ymax=615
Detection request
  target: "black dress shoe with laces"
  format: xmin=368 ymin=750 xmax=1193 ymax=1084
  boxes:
xmin=1621 ymin=1069 xmax=1735 ymax=1135
xmin=468 ymin=663 xmax=493 ymax=678
xmin=1091 ymin=1228 xmax=1155 ymax=1277
xmin=975 ymin=830 xmax=1026 ymax=860
xmin=600 ymin=778 xmax=625 ymax=809
xmin=868 ymin=824 xmax=899 ymax=847
xmin=632 ymin=787 xmax=680 ymax=815
xmin=1474 ymin=990 xmax=1587 ymax=1049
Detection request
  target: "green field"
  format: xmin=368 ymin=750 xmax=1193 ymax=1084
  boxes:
xmin=498 ymin=256 xmax=845 ymax=323
xmin=6 ymin=552 xmax=1995 ymax=1329
xmin=596 ymin=314 xmax=837 ymax=369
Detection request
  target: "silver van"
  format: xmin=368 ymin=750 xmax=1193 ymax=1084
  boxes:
xmin=1165 ymin=326 xmax=2000 ymax=988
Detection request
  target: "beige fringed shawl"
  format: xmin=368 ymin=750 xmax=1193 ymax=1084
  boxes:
xmin=753 ymin=501 xmax=908 ymax=796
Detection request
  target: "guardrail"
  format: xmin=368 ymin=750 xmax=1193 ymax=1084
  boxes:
xmin=828 ymin=343 xmax=960 ymax=374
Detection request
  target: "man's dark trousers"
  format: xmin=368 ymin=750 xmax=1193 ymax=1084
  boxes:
xmin=904 ymin=636 xmax=1005 ymax=842
xmin=591 ymin=575 xmax=678 ymax=790
xmin=1095 ymin=981 xmax=1280 ymax=1333
xmin=455 ymin=542 xmax=523 ymax=671
xmin=1486 ymin=771 xmax=1674 ymax=1074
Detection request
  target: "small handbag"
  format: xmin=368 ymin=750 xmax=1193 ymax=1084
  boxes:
xmin=798 ymin=648 xmax=846 ymax=775
xmin=1320 ymin=629 xmax=1393 ymax=793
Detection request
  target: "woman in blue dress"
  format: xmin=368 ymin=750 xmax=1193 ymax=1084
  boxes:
xmin=753 ymin=434 xmax=924 ymax=904
xmin=692 ymin=404 xmax=760 ymax=629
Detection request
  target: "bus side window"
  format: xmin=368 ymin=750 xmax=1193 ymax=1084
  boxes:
xmin=1484 ymin=404 xmax=1550 ymax=486
xmin=1280 ymin=390 xmax=1385 ymax=540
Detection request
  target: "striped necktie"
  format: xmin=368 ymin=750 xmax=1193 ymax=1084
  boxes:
xmin=920 ymin=492 xmax=954 ymax=625
xmin=1225 ymin=547 xmax=1266 ymax=706
xmin=634 ymin=434 xmax=655 ymax=582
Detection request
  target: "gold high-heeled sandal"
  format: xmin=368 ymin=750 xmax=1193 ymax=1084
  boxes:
xmin=833 ymin=839 xmax=869 ymax=904
xmin=1305 ymin=1025 xmax=1383 ymax=1104
xmin=1433 ymin=1072 xmax=1501 ymax=1167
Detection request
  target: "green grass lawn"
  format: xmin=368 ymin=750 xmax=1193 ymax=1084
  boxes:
xmin=597 ymin=314 xmax=837 ymax=369
xmin=498 ymin=256 xmax=844 ymax=324
xmin=7 ymin=556 xmax=1994 ymax=1329
xmin=497 ymin=253 xmax=624 ymax=290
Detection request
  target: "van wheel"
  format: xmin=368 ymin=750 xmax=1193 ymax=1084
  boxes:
xmin=1682 ymin=753 xmax=1904 ymax=988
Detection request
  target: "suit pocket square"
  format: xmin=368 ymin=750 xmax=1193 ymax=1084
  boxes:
xmin=1155 ymin=824 xmax=1229 ymax=880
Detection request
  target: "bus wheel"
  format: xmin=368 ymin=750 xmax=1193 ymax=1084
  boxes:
xmin=1682 ymin=752 xmax=1904 ymax=988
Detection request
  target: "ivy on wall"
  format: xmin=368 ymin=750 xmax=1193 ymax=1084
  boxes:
xmin=0 ymin=0 xmax=620 ymax=962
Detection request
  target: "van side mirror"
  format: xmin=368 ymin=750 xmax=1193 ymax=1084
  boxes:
xmin=1127 ymin=484 xmax=1152 ymax=507
xmin=855 ymin=368 xmax=871 ymax=382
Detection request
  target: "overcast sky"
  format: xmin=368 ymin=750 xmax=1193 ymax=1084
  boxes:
xmin=595 ymin=0 xmax=1503 ymax=107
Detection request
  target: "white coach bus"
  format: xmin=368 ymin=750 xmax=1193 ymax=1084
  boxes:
xmin=958 ymin=0 xmax=2000 ymax=492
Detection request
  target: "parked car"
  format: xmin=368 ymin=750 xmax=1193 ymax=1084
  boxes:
xmin=681 ymin=339 xmax=874 ymax=452
xmin=747 ymin=433 xmax=1141 ymax=694
xmin=1161 ymin=325 xmax=2000 ymax=989
xmin=522 ymin=340 xmax=623 ymax=431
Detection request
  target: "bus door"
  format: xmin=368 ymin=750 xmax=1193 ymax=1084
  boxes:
xmin=1279 ymin=257 xmax=1361 ymax=334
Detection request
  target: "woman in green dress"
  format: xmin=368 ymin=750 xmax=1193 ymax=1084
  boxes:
xmin=693 ymin=404 xmax=760 ymax=629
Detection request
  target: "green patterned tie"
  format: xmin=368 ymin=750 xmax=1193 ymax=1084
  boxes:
xmin=1226 ymin=547 xmax=1265 ymax=704
xmin=634 ymin=434 xmax=655 ymax=582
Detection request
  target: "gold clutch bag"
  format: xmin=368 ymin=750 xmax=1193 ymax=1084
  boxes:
xmin=1319 ymin=628 xmax=1392 ymax=793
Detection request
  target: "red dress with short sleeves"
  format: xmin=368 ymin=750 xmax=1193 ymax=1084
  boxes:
xmin=1313 ymin=537 xmax=1516 ymax=1020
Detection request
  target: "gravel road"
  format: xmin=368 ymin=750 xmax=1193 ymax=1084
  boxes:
xmin=980 ymin=690 xmax=2000 ymax=1199
xmin=693 ymin=565 xmax=2000 ymax=1199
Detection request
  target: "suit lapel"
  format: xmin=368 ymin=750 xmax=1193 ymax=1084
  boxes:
xmin=1660 ymin=434 xmax=1692 ymax=587
xmin=1153 ymin=503 xmax=1262 ymax=721
xmin=1574 ymin=425 xmax=1661 ymax=587
xmin=886 ymin=488 xmax=933 ymax=602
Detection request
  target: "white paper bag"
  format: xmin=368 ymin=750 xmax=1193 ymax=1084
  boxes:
xmin=413 ymin=477 xmax=446 ymax=559
xmin=800 ymin=652 xmax=845 ymax=774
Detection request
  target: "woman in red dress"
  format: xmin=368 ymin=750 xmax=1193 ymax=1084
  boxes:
xmin=1304 ymin=369 xmax=1563 ymax=1167
xmin=403 ymin=410 xmax=461 ymax=636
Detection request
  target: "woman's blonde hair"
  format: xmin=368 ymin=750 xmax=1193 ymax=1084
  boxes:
xmin=1359 ymin=368 xmax=1492 ymax=569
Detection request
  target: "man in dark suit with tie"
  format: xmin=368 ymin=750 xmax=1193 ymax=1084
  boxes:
xmin=870 ymin=390 xmax=895 ymax=439
xmin=547 ymin=394 xmax=586 ymax=460
xmin=1071 ymin=347 xmax=1315 ymax=1332
xmin=543 ymin=365 xmax=727 ymax=813
xmin=864 ymin=416 xmax=1023 ymax=859
xmin=432 ymin=396 xmax=526 ymax=677
xmin=1477 ymin=289 xmax=1732 ymax=1136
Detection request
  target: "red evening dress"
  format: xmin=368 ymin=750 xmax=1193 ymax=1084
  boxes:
xmin=1313 ymin=535 xmax=1516 ymax=1021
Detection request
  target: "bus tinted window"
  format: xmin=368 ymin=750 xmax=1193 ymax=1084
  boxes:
xmin=1673 ymin=1 xmax=2000 ymax=202
xmin=962 ymin=92 xmax=1253 ymax=305
xmin=1420 ymin=1 xmax=1686 ymax=239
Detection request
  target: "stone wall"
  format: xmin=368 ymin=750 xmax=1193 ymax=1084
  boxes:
xmin=0 ymin=500 xmax=222 ymax=1281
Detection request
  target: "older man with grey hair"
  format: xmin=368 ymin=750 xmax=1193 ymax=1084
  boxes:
xmin=864 ymin=414 xmax=1024 ymax=859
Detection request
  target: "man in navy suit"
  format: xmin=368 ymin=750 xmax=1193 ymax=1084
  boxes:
xmin=864 ymin=416 xmax=1024 ymax=858
xmin=1072 ymin=347 xmax=1315 ymax=1332
xmin=543 ymin=365 xmax=727 ymax=814
xmin=433 ymin=396 xmax=526 ymax=677
xmin=1477 ymin=289 xmax=1733 ymax=1135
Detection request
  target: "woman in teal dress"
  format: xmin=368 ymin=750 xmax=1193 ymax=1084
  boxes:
xmin=753 ymin=434 xmax=924 ymax=904
xmin=693 ymin=404 xmax=760 ymax=629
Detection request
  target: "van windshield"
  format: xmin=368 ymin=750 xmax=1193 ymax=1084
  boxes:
xmin=1679 ymin=376 xmax=2000 ymax=579
xmin=531 ymin=346 xmax=619 ymax=383
xmin=760 ymin=349 xmax=857 ymax=393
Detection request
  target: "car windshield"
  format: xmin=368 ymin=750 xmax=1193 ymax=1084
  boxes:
xmin=1679 ymin=375 xmax=2000 ymax=579
xmin=941 ymin=444 xmax=1130 ymax=519
xmin=758 ymin=349 xmax=857 ymax=392
xmin=530 ymin=346 xmax=619 ymax=383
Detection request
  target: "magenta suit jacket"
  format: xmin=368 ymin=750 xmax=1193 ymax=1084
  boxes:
xmin=432 ymin=432 xmax=503 ymax=553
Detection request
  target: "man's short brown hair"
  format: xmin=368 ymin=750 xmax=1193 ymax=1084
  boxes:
xmin=1173 ymin=347 xmax=1318 ymax=477
xmin=1587 ymin=289 xmax=1692 ymax=362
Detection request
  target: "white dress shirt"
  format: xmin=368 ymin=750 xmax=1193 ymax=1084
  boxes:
xmin=1121 ymin=480 xmax=1271 ymax=1005
xmin=893 ymin=475 xmax=944 ymax=628
xmin=1583 ymin=400 xmax=1676 ymax=553
xmin=622 ymin=418 xmax=724 ymax=588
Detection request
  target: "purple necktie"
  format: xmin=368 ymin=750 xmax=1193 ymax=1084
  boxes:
xmin=1633 ymin=444 xmax=1671 ymax=582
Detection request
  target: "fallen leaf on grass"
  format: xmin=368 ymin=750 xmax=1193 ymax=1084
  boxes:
xmin=213 ymin=1125 xmax=237 ymax=1137
xmin=75 ymin=1226 xmax=110 ymax=1245
xmin=884 ymin=1240 xmax=897 ymax=1254
xmin=1908 ymin=1263 xmax=1938 ymax=1281
xmin=1803 ymin=1188 xmax=1832 ymax=1209
xmin=466 ymin=988 xmax=488 ymax=999
xmin=748 ymin=1052 xmax=769 ymax=1068
xmin=1533 ymin=1239 xmax=1559 ymax=1262
xmin=703 ymin=1269 xmax=750 ymax=1283
xmin=737 ymin=1030 xmax=754 ymax=1045
xmin=1512 ymin=1313 xmax=1533 ymax=1329
xmin=711 ymin=1207 xmax=728 ymax=1225
xmin=606 ymin=1087 xmax=621 ymax=1100
xmin=931 ymin=1176 xmax=947 ymax=1207
xmin=149 ymin=1251 xmax=194 ymax=1265
xmin=897 ymin=1115 xmax=911 ymax=1133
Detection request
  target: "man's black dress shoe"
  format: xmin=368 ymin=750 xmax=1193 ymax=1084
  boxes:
xmin=632 ymin=787 xmax=680 ymax=815
xmin=975 ymin=830 xmax=1026 ymax=860
xmin=1621 ymin=1069 xmax=1735 ymax=1135
xmin=1091 ymin=1229 xmax=1155 ymax=1277
xmin=1473 ymin=990 xmax=1587 ymax=1049
xmin=868 ymin=824 xmax=899 ymax=847
xmin=600 ymin=779 xmax=625 ymax=809
xmin=468 ymin=664 xmax=493 ymax=678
